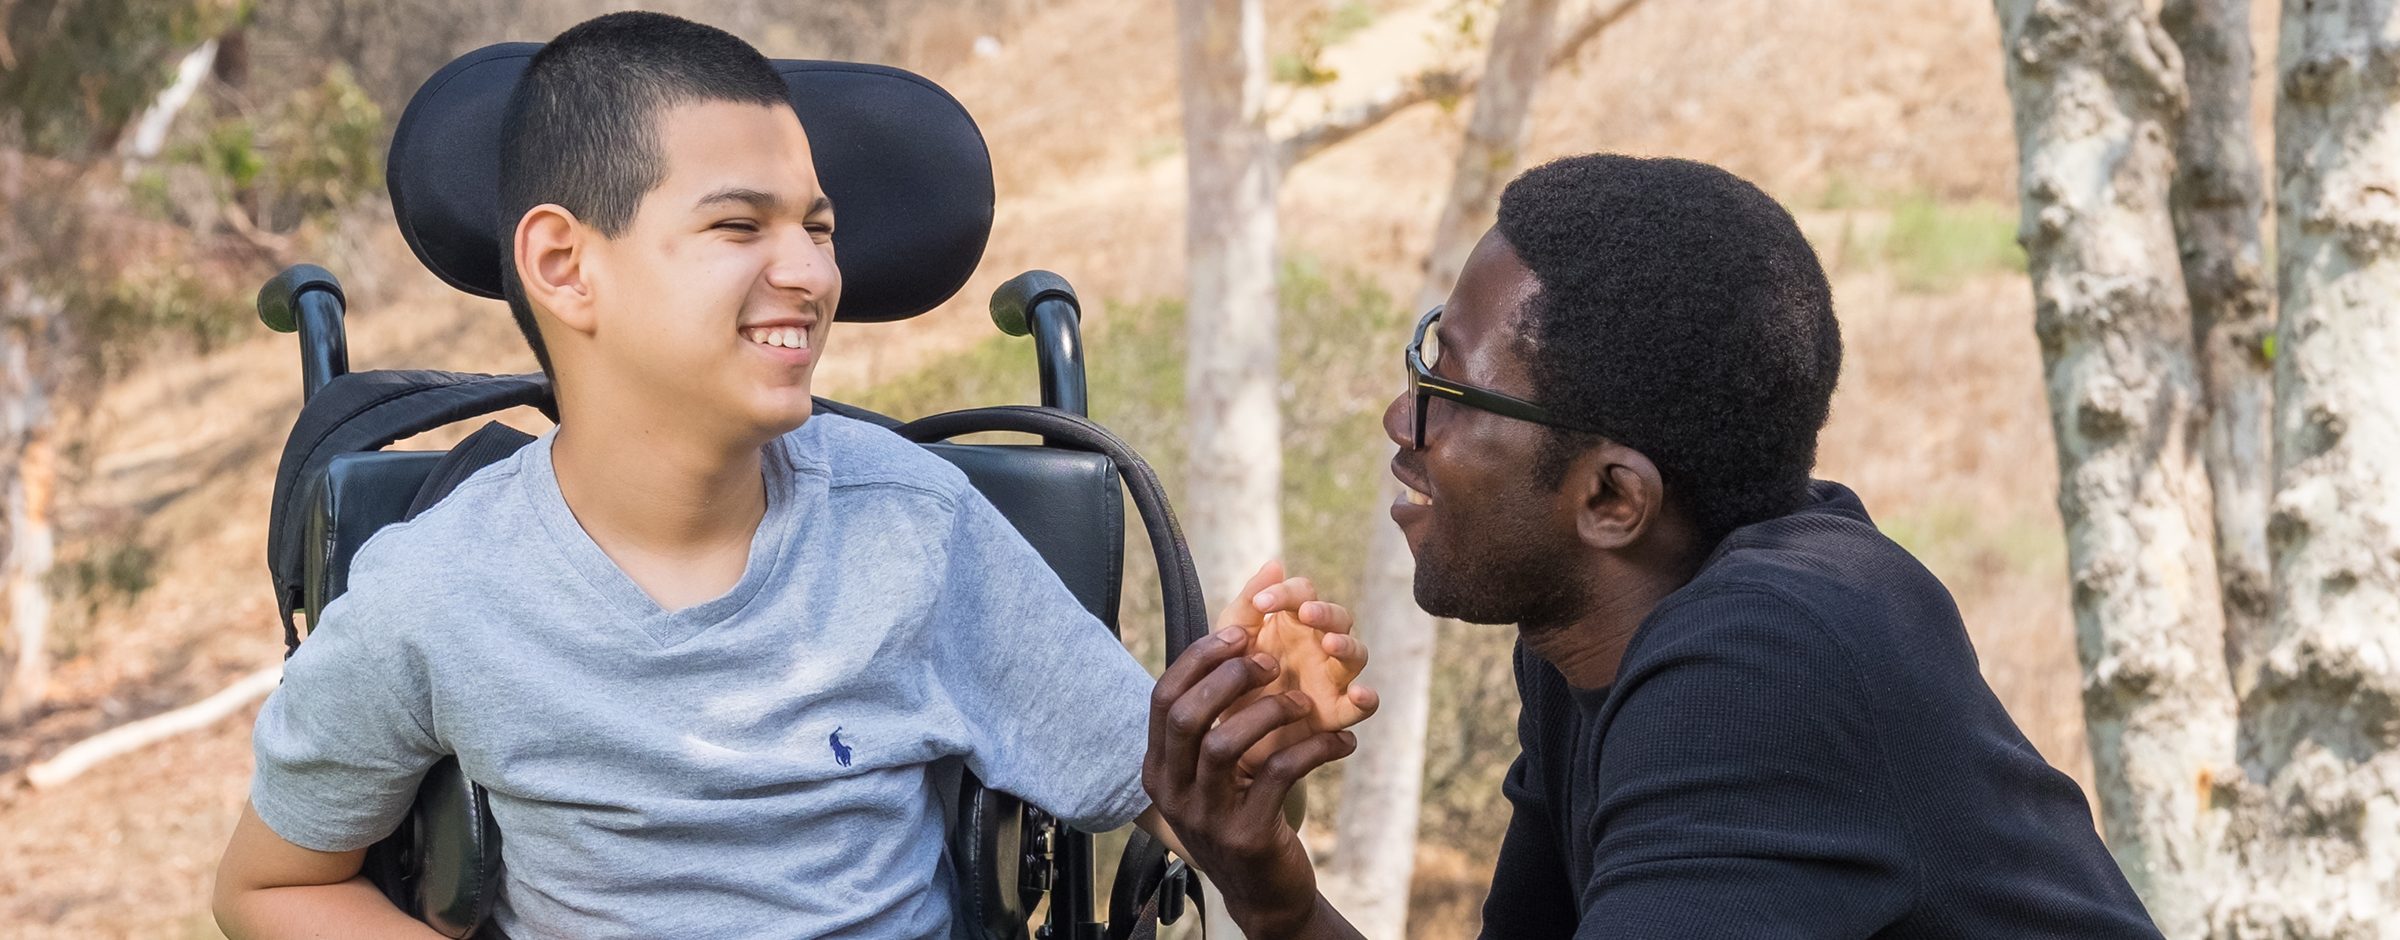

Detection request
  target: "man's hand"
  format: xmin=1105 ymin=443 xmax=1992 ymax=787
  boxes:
xmin=1217 ymin=561 xmax=1377 ymax=770
xmin=1143 ymin=623 xmax=1368 ymax=940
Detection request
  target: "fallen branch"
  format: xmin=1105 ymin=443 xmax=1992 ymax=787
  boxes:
xmin=220 ymin=201 xmax=292 ymax=265
xmin=1275 ymin=0 xmax=1652 ymax=170
xmin=26 ymin=664 xmax=279 ymax=790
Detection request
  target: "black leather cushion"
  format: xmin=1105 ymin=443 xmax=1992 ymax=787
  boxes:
xmin=924 ymin=444 xmax=1124 ymax=630
xmin=308 ymin=450 xmax=443 ymax=614
xmin=386 ymin=42 xmax=994 ymax=322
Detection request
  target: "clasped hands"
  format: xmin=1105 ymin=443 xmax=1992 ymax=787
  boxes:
xmin=1144 ymin=560 xmax=1378 ymax=936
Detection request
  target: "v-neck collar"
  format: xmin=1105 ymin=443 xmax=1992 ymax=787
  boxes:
xmin=525 ymin=430 xmax=812 ymax=648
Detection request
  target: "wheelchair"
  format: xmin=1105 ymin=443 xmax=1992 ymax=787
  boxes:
xmin=261 ymin=42 xmax=1209 ymax=940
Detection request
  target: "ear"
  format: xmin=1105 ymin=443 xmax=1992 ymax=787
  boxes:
xmin=1564 ymin=441 xmax=1669 ymax=551
xmin=513 ymin=204 xmax=598 ymax=338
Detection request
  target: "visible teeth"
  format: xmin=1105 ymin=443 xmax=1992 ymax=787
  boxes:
xmin=745 ymin=327 xmax=812 ymax=350
xmin=1405 ymin=487 xmax=1431 ymax=506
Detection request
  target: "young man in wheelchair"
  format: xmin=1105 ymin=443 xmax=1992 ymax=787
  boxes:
xmin=213 ymin=13 xmax=1374 ymax=938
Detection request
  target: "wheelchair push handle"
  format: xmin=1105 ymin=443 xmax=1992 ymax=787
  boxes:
xmin=258 ymin=264 xmax=350 ymax=403
xmin=990 ymin=270 xmax=1088 ymax=417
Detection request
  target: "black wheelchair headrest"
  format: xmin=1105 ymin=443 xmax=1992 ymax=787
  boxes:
xmin=387 ymin=42 xmax=994 ymax=322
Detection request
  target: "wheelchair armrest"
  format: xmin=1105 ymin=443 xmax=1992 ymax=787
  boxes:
xmin=363 ymin=756 xmax=502 ymax=939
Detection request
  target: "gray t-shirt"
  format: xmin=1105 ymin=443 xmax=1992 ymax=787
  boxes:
xmin=251 ymin=413 xmax=1155 ymax=939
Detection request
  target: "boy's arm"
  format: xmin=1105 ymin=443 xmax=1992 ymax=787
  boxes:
xmin=214 ymin=802 xmax=443 ymax=940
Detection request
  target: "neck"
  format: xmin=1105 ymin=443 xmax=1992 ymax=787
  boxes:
xmin=549 ymin=404 xmax=772 ymax=554
xmin=1522 ymin=545 xmax=1709 ymax=690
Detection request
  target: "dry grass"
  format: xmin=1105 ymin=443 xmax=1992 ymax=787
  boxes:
xmin=0 ymin=2 xmax=2102 ymax=938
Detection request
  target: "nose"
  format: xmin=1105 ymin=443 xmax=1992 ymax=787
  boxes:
xmin=765 ymin=229 xmax=839 ymax=307
xmin=1382 ymin=383 xmax=1412 ymax=450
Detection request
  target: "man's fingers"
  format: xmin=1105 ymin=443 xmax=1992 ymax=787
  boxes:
xmin=1240 ymin=730 xmax=1359 ymax=821
xmin=1199 ymin=690 xmax=1310 ymax=782
xmin=1158 ymin=652 xmax=1281 ymax=780
xmin=1153 ymin=627 xmax=1253 ymax=711
xmin=1149 ymin=628 xmax=1254 ymax=765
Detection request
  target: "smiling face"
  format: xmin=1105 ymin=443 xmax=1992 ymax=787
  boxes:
xmin=1382 ymin=229 xmax=1591 ymax=626
xmin=572 ymin=99 xmax=839 ymax=444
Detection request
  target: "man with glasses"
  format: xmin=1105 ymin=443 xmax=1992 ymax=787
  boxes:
xmin=1143 ymin=154 xmax=2163 ymax=937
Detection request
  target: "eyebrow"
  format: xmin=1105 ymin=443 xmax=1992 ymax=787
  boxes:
xmin=694 ymin=189 xmax=835 ymax=218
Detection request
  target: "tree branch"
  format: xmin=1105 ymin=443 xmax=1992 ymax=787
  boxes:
xmin=23 ymin=664 xmax=279 ymax=790
xmin=1275 ymin=0 xmax=1650 ymax=170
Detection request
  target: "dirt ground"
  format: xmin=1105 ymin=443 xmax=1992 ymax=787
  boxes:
xmin=0 ymin=0 xmax=2199 ymax=935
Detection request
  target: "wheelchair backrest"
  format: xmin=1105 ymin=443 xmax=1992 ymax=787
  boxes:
xmin=302 ymin=432 xmax=1124 ymax=631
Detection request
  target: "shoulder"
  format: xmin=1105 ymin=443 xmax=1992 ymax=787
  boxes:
xmin=783 ymin=411 xmax=971 ymax=507
xmin=334 ymin=448 xmax=538 ymax=627
xmin=1604 ymin=581 xmax=1885 ymax=760
xmin=1636 ymin=503 xmax=1953 ymax=670
xmin=1628 ymin=581 xmax=1847 ymax=672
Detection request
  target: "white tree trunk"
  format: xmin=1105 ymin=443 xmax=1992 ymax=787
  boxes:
xmin=0 ymin=282 xmax=59 ymax=725
xmin=1175 ymin=0 xmax=1284 ymax=604
xmin=1320 ymin=2 xmax=1562 ymax=936
xmin=118 ymin=39 xmax=219 ymax=165
xmin=1994 ymin=3 xmax=2237 ymax=936
xmin=2212 ymin=4 xmax=2400 ymax=934
xmin=2161 ymin=0 xmax=2276 ymax=698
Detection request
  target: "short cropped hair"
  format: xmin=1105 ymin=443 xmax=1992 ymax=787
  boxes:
xmin=496 ymin=11 xmax=789 ymax=376
xmin=1497 ymin=154 xmax=1843 ymax=542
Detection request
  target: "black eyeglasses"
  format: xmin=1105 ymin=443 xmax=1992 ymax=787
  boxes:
xmin=1406 ymin=305 xmax=1605 ymax=450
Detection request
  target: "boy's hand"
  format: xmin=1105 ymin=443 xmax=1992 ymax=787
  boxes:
xmin=1215 ymin=561 xmax=1377 ymax=769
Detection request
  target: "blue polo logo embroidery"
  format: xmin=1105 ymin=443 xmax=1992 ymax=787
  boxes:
xmin=829 ymin=726 xmax=853 ymax=767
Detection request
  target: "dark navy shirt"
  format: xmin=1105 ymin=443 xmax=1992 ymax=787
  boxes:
xmin=1479 ymin=481 xmax=2161 ymax=938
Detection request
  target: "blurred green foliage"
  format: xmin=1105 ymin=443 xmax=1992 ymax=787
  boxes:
xmin=1274 ymin=1 xmax=1377 ymax=87
xmin=0 ymin=0 xmax=249 ymax=158
xmin=1813 ymin=179 xmax=2026 ymax=293
xmin=1884 ymin=192 xmax=2024 ymax=293
xmin=46 ymin=538 xmax=158 ymax=659
xmin=179 ymin=63 xmax=384 ymax=231
xmin=0 ymin=0 xmax=386 ymax=390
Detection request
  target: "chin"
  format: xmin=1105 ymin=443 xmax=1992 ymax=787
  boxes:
xmin=749 ymin=389 xmax=817 ymax=428
xmin=766 ymin=406 xmax=815 ymax=435
xmin=1414 ymin=539 xmax=1576 ymax=627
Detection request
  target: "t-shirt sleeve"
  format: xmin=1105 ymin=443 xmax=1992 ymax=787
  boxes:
xmin=249 ymin=590 xmax=445 ymax=853
xmin=1575 ymin=588 xmax=1917 ymax=938
xmin=929 ymin=487 xmax=1153 ymax=833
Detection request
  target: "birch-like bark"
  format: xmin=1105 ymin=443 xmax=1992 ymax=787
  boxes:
xmin=1994 ymin=3 xmax=2237 ymax=935
xmin=117 ymin=39 xmax=218 ymax=164
xmin=1176 ymin=0 xmax=1284 ymax=604
xmin=2161 ymin=0 xmax=2276 ymax=697
xmin=2213 ymin=4 xmax=2400 ymax=934
xmin=1320 ymin=3 xmax=1562 ymax=936
xmin=0 ymin=284 xmax=58 ymax=725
